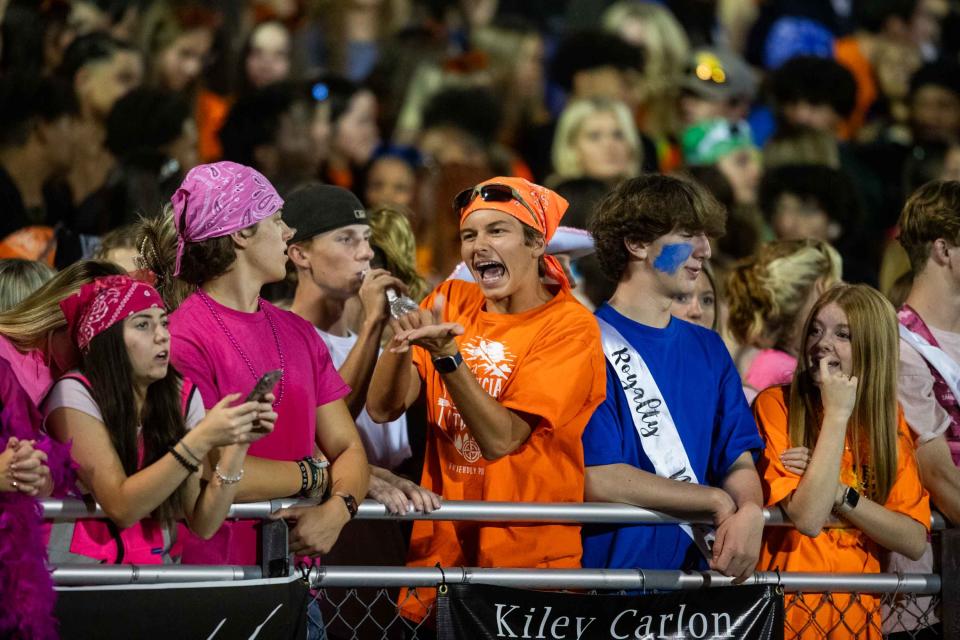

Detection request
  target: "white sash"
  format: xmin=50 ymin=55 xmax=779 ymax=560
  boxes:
xmin=899 ymin=324 xmax=960 ymax=401
xmin=597 ymin=317 xmax=714 ymax=559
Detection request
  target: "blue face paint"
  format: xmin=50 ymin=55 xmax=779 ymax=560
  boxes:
xmin=653 ymin=243 xmax=694 ymax=274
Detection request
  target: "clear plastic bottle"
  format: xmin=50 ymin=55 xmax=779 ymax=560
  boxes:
xmin=386 ymin=288 xmax=420 ymax=319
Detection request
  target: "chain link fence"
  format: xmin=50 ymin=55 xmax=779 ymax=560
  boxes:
xmin=309 ymin=584 xmax=942 ymax=640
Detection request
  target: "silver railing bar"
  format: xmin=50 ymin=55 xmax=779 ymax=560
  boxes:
xmin=53 ymin=564 xmax=263 ymax=586
xmin=51 ymin=564 xmax=940 ymax=593
xmin=39 ymin=498 xmax=949 ymax=530
xmin=307 ymin=566 xmax=941 ymax=594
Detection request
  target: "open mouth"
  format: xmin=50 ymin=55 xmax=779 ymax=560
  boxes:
xmin=474 ymin=260 xmax=507 ymax=286
xmin=155 ymin=350 xmax=169 ymax=363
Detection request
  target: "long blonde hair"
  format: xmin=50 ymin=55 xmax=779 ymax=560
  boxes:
xmin=551 ymin=97 xmax=642 ymax=181
xmin=368 ymin=204 xmax=429 ymax=301
xmin=787 ymin=284 xmax=900 ymax=504
xmin=601 ymin=0 xmax=689 ymax=138
xmin=726 ymin=239 xmax=842 ymax=350
xmin=0 ymin=260 xmax=125 ymax=353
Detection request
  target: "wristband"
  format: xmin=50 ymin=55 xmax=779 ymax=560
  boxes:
xmin=300 ymin=457 xmax=329 ymax=499
xmin=169 ymin=445 xmax=199 ymax=474
xmin=336 ymin=492 xmax=359 ymax=519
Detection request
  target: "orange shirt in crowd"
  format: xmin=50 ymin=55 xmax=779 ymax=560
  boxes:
xmin=398 ymin=279 xmax=606 ymax=623
xmin=196 ymin=89 xmax=232 ymax=163
xmin=753 ymin=386 xmax=930 ymax=640
xmin=834 ymin=36 xmax=877 ymax=141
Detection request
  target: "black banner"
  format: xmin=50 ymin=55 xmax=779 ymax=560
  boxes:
xmin=438 ymin=583 xmax=782 ymax=640
xmin=56 ymin=575 xmax=309 ymax=639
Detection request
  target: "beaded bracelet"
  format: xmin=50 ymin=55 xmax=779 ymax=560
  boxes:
xmin=169 ymin=445 xmax=199 ymax=474
xmin=179 ymin=441 xmax=203 ymax=466
xmin=214 ymin=463 xmax=244 ymax=485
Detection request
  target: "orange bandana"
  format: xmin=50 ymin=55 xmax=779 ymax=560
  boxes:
xmin=458 ymin=177 xmax=571 ymax=290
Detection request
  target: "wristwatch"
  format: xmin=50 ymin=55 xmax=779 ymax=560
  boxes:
xmin=432 ymin=351 xmax=463 ymax=374
xmin=336 ymin=492 xmax=359 ymax=519
xmin=835 ymin=485 xmax=860 ymax=514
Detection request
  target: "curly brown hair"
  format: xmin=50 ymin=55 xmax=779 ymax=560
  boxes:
xmin=589 ymin=174 xmax=726 ymax=282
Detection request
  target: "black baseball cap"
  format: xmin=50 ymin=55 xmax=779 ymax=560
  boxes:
xmin=283 ymin=183 xmax=369 ymax=244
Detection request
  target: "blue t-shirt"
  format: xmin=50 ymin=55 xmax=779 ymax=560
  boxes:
xmin=581 ymin=303 xmax=763 ymax=571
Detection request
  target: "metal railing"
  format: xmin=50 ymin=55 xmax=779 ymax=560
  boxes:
xmin=38 ymin=497 xmax=950 ymax=529
xmin=44 ymin=498 xmax=955 ymax=638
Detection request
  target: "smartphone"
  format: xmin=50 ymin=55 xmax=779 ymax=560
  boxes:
xmin=247 ymin=370 xmax=282 ymax=432
xmin=246 ymin=369 xmax=282 ymax=403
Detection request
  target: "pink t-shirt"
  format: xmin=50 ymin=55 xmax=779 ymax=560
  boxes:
xmin=0 ymin=336 xmax=53 ymax=407
xmin=169 ymin=292 xmax=350 ymax=564
xmin=743 ymin=349 xmax=797 ymax=404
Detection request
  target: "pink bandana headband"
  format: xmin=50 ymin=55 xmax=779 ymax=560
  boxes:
xmin=170 ymin=161 xmax=284 ymax=276
xmin=60 ymin=276 xmax=165 ymax=352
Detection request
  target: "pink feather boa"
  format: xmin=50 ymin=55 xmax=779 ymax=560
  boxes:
xmin=0 ymin=358 xmax=76 ymax=639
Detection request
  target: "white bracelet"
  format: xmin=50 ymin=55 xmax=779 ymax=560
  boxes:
xmin=214 ymin=463 xmax=244 ymax=485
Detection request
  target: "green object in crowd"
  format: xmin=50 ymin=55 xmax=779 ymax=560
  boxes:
xmin=681 ymin=119 xmax=756 ymax=166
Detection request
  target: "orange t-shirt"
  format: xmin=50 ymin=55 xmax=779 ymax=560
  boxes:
xmin=834 ymin=37 xmax=877 ymax=141
xmin=196 ymin=89 xmax=232 ymax=163
xmin=753 ymin=386 xmax=930 ymax=640
xmin=399 ymin=279 xmax=606 ymax=622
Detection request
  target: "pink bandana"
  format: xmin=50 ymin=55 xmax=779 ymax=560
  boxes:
xmin=170 ymin=161 xmax=284 ymax=276
xmin=60 ymin=276 xmax=165 ymax=352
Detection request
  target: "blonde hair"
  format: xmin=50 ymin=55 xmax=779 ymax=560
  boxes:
xmin=0 ymin=259 xmax=55 ymax=312
xmin=601 ymin=1 xmax=689 ymax=137
xmin=787 ymin=284 xmax=900 ymax=504
xmin=368 ymin=204 xmax=429 ymax=301
xmin=551 ymin=97 xmax=642 ymax=181
xmin=726 ymin=239 xmax=842 ymax=350
xmin=0 ymin=260 xmax=124 ymax=353
xmin=134 ymin=208 xmax=196 ymax=311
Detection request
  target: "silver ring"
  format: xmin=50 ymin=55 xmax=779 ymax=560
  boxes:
xmin=11 ymin=480 xmax=17 ymax=489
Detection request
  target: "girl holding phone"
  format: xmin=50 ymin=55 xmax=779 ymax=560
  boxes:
xmin=44 ymin=275 xmax=277 ymax=564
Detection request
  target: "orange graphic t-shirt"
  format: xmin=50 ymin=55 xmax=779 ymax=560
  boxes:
xmin=399 ymin=279 xmax=606 ymax=623
xmin=753 ymin=386 xmax=930 ymax=640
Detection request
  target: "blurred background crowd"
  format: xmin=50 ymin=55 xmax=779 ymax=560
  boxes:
xmin=1 ymin=0 xmax=959 ymax=323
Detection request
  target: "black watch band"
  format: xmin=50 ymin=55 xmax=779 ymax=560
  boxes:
xmin=337 ymin=493 xmax=359 ymax=519
xmin=432 ymin=351 xmax=463 ymax=374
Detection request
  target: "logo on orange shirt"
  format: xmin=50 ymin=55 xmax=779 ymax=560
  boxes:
xmin=438 ymin=337 xmax=517 ymax=464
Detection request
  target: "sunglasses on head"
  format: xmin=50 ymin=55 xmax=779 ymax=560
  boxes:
xmin=453 ymin=183 xmax=541 ymax=230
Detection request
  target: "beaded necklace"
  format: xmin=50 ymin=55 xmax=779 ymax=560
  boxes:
xmin=197 ymin=288 xmax=285 ymax=406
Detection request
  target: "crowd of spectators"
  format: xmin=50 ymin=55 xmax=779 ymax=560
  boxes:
xmin=2 ymin=1 xmax=960 ymax=639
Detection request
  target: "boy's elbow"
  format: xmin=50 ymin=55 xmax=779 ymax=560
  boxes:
xmin=479 ymin=440 xmax=516 ymax=462
xmin=367 ymin=404 xmax=401 ymax=424
xmin=792 ymin=514 xmax=826 ymax=539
